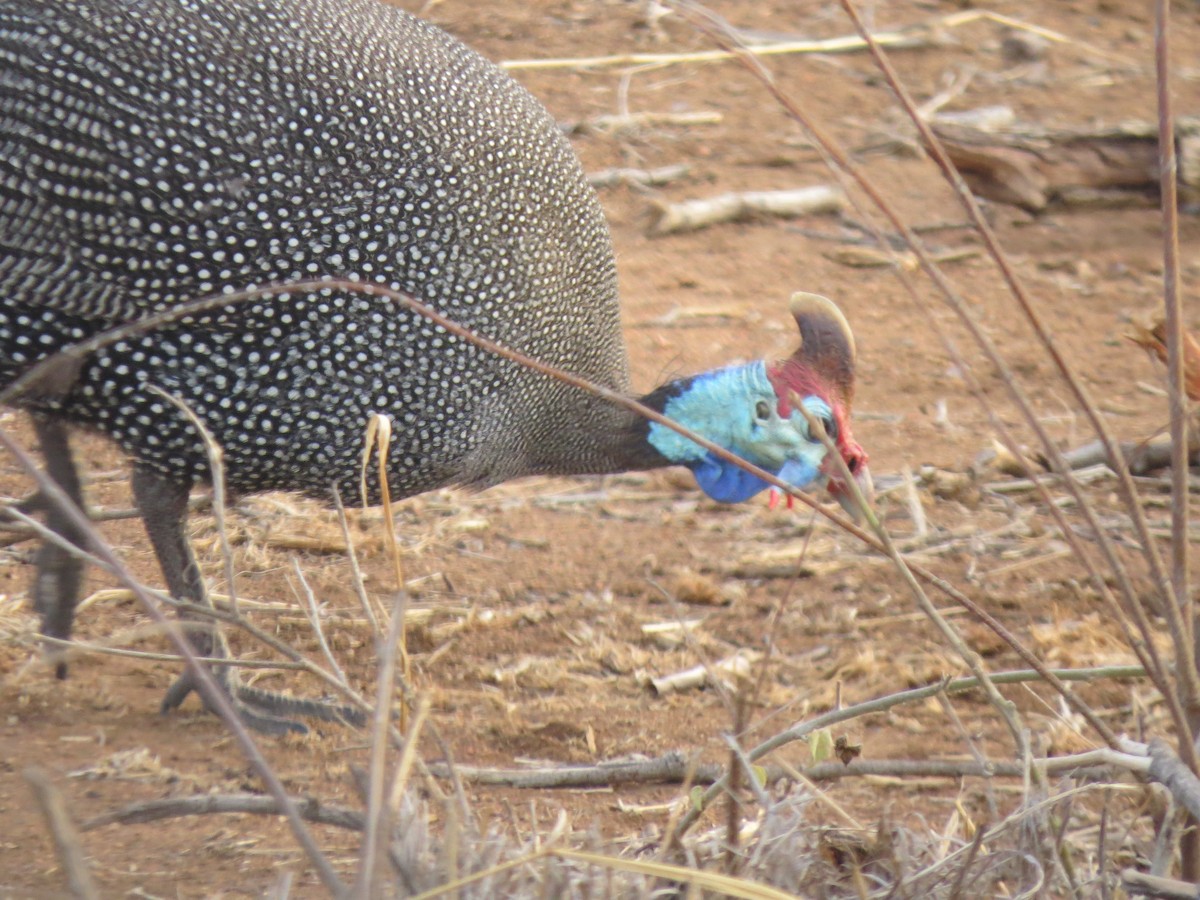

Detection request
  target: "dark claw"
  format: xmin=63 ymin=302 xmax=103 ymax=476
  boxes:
xmin=160 ymin=668 xmax=201 ymax=715
xmin=161 ymin=666 xmax=310 ymax=736
xmin=235 ymin=683 xmax=367 ymax=728
xmin=30 ymin=440 xmax=364 ymax=737
xmin=162 ymin=665 xmax=365 ymax=734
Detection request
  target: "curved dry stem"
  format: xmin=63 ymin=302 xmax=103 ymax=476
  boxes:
xmin=32 ymin=634 xmax=307 ymax=670
xmin=289 ymin=559 xmax=354 ymax=689
xmin=0 ymin=427 xmax=345 ymax=896
xmin=9 ymin=273 xmax=1133 ymax=755
xmin=795 ymin=398 xmax=1027 ymax=753
xmin=833 ymin=0 xmax=1198 ymax=759
xmin=664 ymin=0 xmax=1171 ymax=754
xmin=354 ymin=591 xmax=407 ymax=896
xmin=672 ymin=665 xmax=1142 ymax=837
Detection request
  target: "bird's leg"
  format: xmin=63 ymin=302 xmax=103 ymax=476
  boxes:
xmin=131 ymin=464 xmax=362 ymax=733
xmin=30 ymin=416 xmax=87 ymax=678
xmin=130 ymin=463 xmax=244 ymax=721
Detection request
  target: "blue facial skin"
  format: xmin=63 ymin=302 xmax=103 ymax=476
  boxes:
xmin=646 ymin=361 xmax=833 ymax=503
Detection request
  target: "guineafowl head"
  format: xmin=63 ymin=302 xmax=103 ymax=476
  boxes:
xmin=640 ymin=293 xmax=870 ymax=514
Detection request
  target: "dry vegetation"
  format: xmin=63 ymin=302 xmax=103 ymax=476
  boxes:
xmin=3 ymin=0 xmax=1200 ymax=897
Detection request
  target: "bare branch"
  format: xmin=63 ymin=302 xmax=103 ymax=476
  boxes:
xmin=80 ymin=793 xmax=364 ymax=832
xmin=0 ymin=428 xmax=346 ymax=896
xmin=1123 ymin=869 xmax=1200 ymax=900
xmin=24 ymin=768 xmax=99 ymax=900
xmin=1147 ymin=739 xmax=1200 ymax=824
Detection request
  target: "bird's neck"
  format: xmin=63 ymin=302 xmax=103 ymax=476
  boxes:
xmin=502 ymin=362 xmax=769 ymax=484
xmin=536 ymin=370 xmax=731 ymax=479
xmin=640 ymin=362 xmax=770 ymax=464
xmin=600 ymin=361 xmax=771 ymax=477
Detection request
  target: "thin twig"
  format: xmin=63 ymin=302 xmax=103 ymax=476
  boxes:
xmin=81 ymin=793 xmax=365 ymax=832
xmin=24 ymin=768 xmax=99 ymax=900
xmin=0 ymin=497 xmax=211 ymax=546
xmin=0 ymin=428 xmax=346 ymax=896
xmin=1099 ymin=795 xmax=1112 ymax=900
xmin=796 ymin=397 xmax=1028 ymax=756
xmin=385 ymin=694 xmax=432 ymax=841
xmin=332 ymin=485 xmax=382 ymax=634
xmin=146 ymin=385 xmax=239 ymax=617
xmin=499 ymin=26 xmax=934 ymax=72
xmin=289 ymin=559 xmax=353 ymax=688
xmin=947 ymin=826 xmax=987 ymax=900
xmin=1155 ymin=0 xmax=1190 ymax=661
xmin=355 ymin=591 xmax=408 ymax=898
xmin=666 ymin=0 xmax=1125 ymax=752
xmin=938 ymin=688 xmax=1000 ymax=822
xmin=675 ymin=665 xmax=1142 ymax=836
xmin=0 ymin=505 xmax=112 ymax=574
xmin=836 ymin=0 xmax=1199 ymax=749
xmin=1151 ymin=9 xmax=1200 ymax=878
xmin=33 ymin=634 xmax=307 ymax=669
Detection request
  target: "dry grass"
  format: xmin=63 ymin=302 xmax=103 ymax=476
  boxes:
xmin=4 ymin=0 xmax=1199 ymax=896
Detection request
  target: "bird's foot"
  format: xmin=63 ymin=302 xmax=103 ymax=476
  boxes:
xmin=162 ymin=666 xmax=365 ymax=736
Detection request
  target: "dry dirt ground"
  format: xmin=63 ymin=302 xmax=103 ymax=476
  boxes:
xmin=1 ymin=0 xmax=1199 ymax=896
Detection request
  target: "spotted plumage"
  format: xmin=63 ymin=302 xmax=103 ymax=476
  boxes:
xmin=0 ymin=0 xmax=868 ymax=732
xmin=1 ymin=0 xmax=638 ymax=501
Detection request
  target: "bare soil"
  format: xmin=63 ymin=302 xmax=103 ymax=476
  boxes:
xmin=1 ymin=0 xmax=1198 ymax=895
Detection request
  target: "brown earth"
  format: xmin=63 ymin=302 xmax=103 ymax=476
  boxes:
xmin=1 ymin=0 xmax=1198 ymax=895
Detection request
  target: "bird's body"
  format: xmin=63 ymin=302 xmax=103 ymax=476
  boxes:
xmin=0 ymin=0 xmax=868 ymax=731
xmin=1 ymin=0 xmax=644 ymax=500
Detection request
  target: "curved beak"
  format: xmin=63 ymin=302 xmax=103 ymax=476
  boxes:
xmin=831 ymin=463 xmax=874 ymax=522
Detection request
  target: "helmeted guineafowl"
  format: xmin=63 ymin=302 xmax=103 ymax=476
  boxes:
xmin=0 ymin=0 xmax=870 ymax=732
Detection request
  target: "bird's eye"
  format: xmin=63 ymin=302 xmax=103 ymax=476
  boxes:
xmin=814 ymin=413 xmax=838 ymax=443
xmin=755 ymin=400 xmax=772 ymax=421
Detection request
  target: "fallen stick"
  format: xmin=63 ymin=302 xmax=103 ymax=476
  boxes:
xmin=501 ymin=27 xmax=936 ymax=72
xmin=588 ymin=163 xmax=691 ymax=189
xmin=500 ymin=9 xmax=1134 ymax=72
xmin=1050 ymin=438 xmax=1200 ymax=475
xmin=984 ymin=437 xmax=1200 ymax=485
xmin=650 ymin=185 xmax=844 ymax=235
xmin=78 ymin=739 xmax=1152 ymax=833
xmin=424 ymin=753 xmax=1134 ymax=790
xmin=649 ymin=650 xmax=759 ymax=696
xmin=569 ymin=111 xmax=720 ymax=135
xmin=931 ymin=115 xmax=1200 ymax=211
xmin=1122 ymin=869 xmax=1200 ymax=900
xmin=81 ymin=792 xmax=364 ymax=831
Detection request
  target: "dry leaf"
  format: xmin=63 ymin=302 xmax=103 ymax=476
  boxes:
xmin=1126 ymin=310 xmax=1200 ymax=401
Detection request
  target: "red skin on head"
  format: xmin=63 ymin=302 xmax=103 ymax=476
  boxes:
xmin=766 ymin=358 xmax=868 ymax=493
